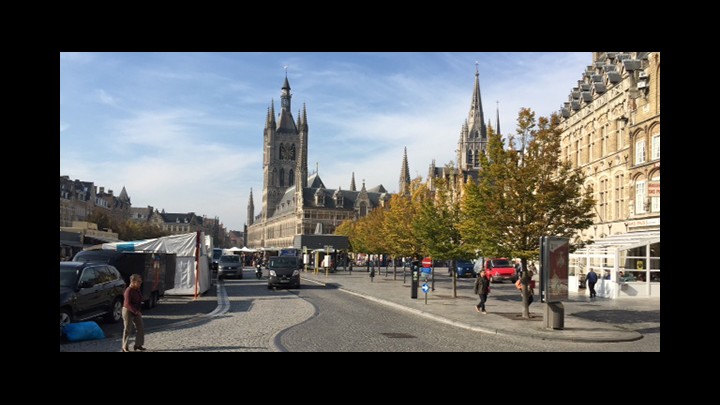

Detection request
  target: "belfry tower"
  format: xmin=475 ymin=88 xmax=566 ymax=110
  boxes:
xmin=260 ymin=72 xmax=309 ymax=221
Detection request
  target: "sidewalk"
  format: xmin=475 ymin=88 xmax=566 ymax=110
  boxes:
xmin=300 ymin=266 xmax=660 ymax=343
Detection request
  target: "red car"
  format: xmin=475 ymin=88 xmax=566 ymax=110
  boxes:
xmin=485 ymin=258 xmax=518 ymax=283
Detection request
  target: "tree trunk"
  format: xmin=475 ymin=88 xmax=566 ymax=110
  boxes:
xmin=520 ymin=258 xmax=530 ymax=318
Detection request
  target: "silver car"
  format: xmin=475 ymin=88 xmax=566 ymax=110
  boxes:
xmin=218 ymin=255 xmax=243 ymax=279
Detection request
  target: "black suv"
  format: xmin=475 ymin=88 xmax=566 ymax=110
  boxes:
xmin=60 ymin=261 xmax=126 ymax=336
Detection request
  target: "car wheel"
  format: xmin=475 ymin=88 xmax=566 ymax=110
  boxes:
xmin=60 ymin=309 xmax=72 ymax=337
xmin=105 ymin=298 xmax=123 ymax=323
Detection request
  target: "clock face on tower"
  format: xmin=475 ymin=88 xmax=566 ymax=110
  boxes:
xmin=281 ymin=98 xmax=289 ymax=108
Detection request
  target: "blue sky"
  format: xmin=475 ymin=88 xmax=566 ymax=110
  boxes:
xmin=60 ymin=52 xmax=591 ymax=232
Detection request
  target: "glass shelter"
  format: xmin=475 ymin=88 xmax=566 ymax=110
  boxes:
xmin=569 ymin=230 xmax=660 ymax=298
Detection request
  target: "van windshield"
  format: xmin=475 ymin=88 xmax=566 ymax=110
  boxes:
xmin=220 ymin=255 xmax=240 ymax=263
xmin=269 ymin=257 xmax=297 ymax=269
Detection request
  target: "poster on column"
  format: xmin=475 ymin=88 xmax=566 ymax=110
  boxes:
xmin=541 ymin=236 xmax=569 ymax=302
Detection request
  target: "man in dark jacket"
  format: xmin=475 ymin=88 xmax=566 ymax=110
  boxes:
xmin=474 ymin=269 xmax=491 ymax=314
xmin=586 ymin=268 xmax=598 ymax=299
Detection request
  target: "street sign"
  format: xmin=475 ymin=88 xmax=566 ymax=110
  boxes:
xmin=422 ymin=257 xmax=432 ymax=268
xmin=422 ymin=283 xmax=429 ymax=293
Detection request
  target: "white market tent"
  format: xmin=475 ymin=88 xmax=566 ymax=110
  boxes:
xmin=101 ymin=232 xmax=211 ymax=296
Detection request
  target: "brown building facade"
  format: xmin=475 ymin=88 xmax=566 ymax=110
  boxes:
xmin=558 ymin=52 xmax=660 ymax=243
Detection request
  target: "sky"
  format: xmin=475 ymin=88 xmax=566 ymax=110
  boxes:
xmin=60 ymin=52 xmax=592 ymax=232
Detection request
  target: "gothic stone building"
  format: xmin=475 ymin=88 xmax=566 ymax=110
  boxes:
xmin=426 ymin=65 xmax=500 ymax=194
xmin=558 ymin=52 xmax=660 ymax=242
xmin=246 ymin=75 xmax=391 ymax=249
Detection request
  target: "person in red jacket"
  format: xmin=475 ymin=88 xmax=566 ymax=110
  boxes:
xmin=122 ymin=274 xmax=146 ymax=352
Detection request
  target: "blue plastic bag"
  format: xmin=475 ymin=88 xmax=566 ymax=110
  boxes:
xmin=63 ymin=321 xmax=106 ymax=342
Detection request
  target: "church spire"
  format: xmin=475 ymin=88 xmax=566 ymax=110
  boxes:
xmin=350 ymin=172 xmax=357 ymax=191
xmin=270 ymin=99 xmax=276 ymax=128
xmin=496 ymin=100 xmax=501 ymax=136
xmin=301 ymin=103 xmax=308 ymax=132
xmin=247 ymin=188 xmax=255 ymax=226
xmin=399 ymin=147 xmax=411 ymax=195
xmin=468 ymin=62 xmax=486 ymax=138
xmin=280 ymin=68 xmax=291 ymax=112
xmin=457 ymin=63 xmax=489 ymax=171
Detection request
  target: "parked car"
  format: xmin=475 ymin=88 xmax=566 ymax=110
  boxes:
xmin=454 ymin=259 xmax=477 ymax=277
xmin=60 ymin=261 xmax=126 ymax=337
xmin=218 ymin=255 xmax=243 ymax=279
xmin=485 ymin=258 xmax=518 ymax=283
xmin=267 ymin=256 xmax=301 ymax=289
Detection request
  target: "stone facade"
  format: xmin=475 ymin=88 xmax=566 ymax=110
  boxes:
xmin=246 ymin=75 xmax=392 ymax=249
xmin=558 ymin=52 xmax=660 ymax=241
xmin=59 ymin=176 xmax=131 ymax=227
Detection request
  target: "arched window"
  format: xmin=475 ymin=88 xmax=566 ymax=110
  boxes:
xmin=651 ymin=127 xmax=660 ymax=161
xmin=289 ymin=169 xmax=294 ymax=186
xmin=650 ymin=170 xmax=660 ymax=213
xmin=359 ymin=201 xmax=367 ymax=217
xmin=635 ymin=139 xmax=646 ymax=165
xmin=290 ymin=144 xmax=296 ymax=160
xmin=279 ymin=168 xmax=285 ymax=186
xmin=635 ymin=177 xmax=646 ymax=214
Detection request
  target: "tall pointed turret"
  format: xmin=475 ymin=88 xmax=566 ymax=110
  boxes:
xmin=247 ymin=188 xmax=255 ymax=226
xmin=295 ymin=103 xmax=309 ymax=204
xmin=399 ymin=147 xmax=411 ymax=195
xmin=467 ymin=64 xmax=486 ymax=139
xmin=350 ymin=172 xmax=357 ymax=191
xmin=496 ymin=101 xmax=501 ymax=136
xmin=457 ymin=63 xmax=488 ymax=171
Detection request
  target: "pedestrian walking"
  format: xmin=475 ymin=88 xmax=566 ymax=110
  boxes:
xmin=121 ymin=274 xmax=146 ymax=352
xmin=474 ymin=269 xmax=491 ymax=314
xmin=586 ymin=267 xmax=598 ymax=298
